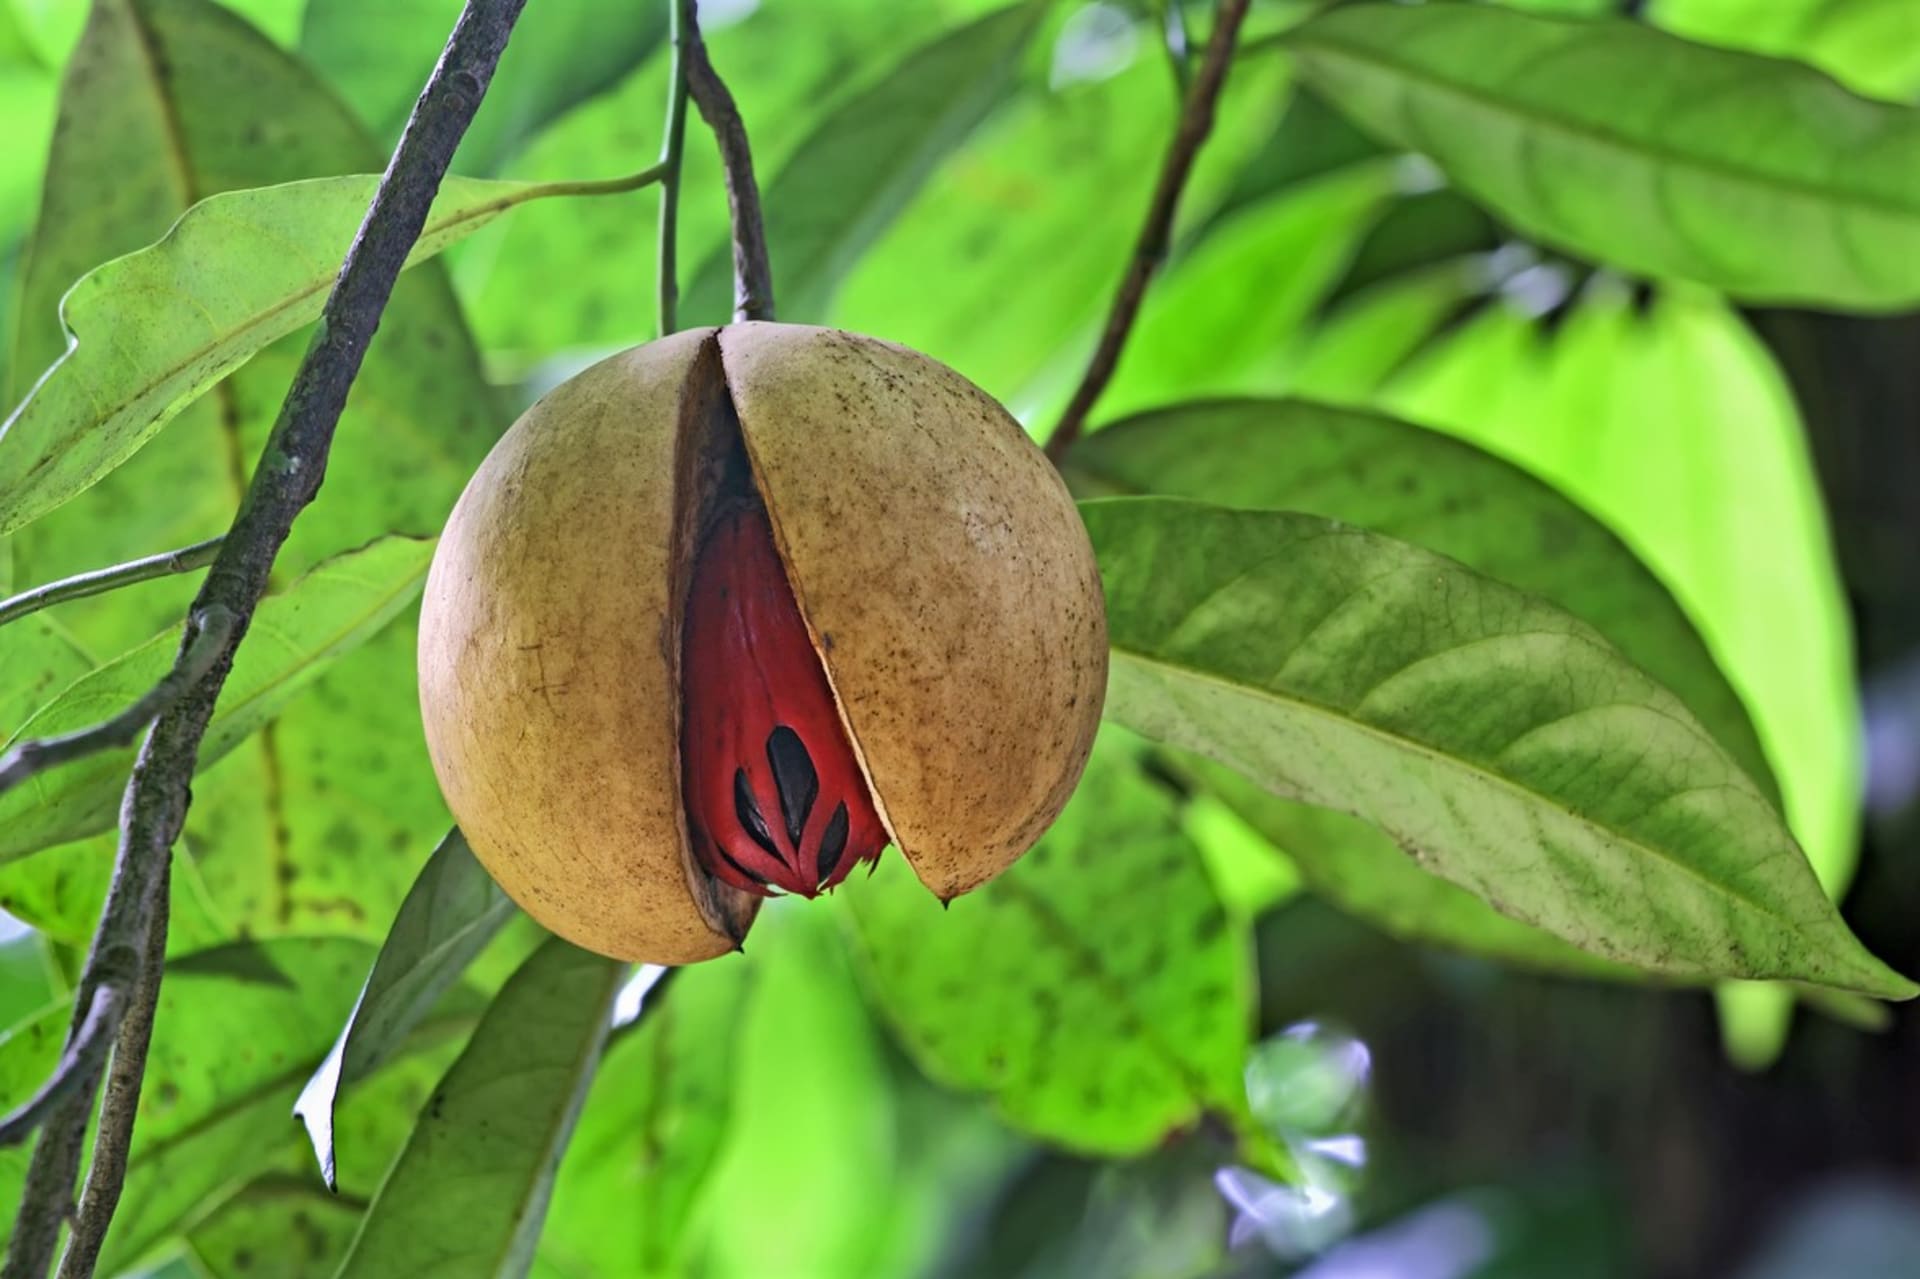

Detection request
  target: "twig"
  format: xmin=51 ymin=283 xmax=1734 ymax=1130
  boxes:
xmin=683 ymin=4 xmax=774 ymax=322
xmin=0 ymin=4 xmax=528 ymax=1276
xmin=657 ymin=0 xmax=693 ymax=334
xmin=57 ymin=878 xmax=168 ymax=1279
xmin=0 ymin=988 xmax=126 ymax=1148
xmin=0 ymin=537 xmax=222 ymax=632
xmin=0 ymin=606 xmax=236 ymax=799
xmin=1043 ymin=0 xmax=1253 ymax=463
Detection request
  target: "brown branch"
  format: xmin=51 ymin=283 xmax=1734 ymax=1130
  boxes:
xmin=0 ymin=536 xmax=222 ymax=632
xmin=0 ymin=3 xmax=528 ymax=1276
xmin=0 ymin=988 xmax=125 ymax=1148
xmin=0 ymin=606 xmax=235 ymax=799
xmin=1043 ymin=0 xmax=1254 ymax=463
xmin=57 ymin=878 xmax=168 ymax=1279
xmin=683 ymin=5 xmax=774 ymax=322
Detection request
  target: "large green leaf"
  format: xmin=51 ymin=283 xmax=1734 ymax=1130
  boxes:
xmin=0 ymin=169 xmax=645 ymax=536
xmin=681 ymin=1 xmax=1048 ymax=326
xmin=536 ymin=958 xmax=750 ymax=1279
xmin=1652 ymin=0 xmax=1920 ymax=102
xmin=1062 ymin=397 xmax=1778 ymax=807
xmin=0 ymin=535 xmax=435 ymax=862
xmin=300 ymin=0 xmax=666 ymax=172
xmin=1085 ymin=497 xmax=1910 ymax=998
xmin=1286 ymin=3 xmax=1920 ymax=309
xmin=4 ymin=0 xmax=501 ymax=948
xmin=295 ymin=827 xmax=517 ymax=1190
xmin=1335 ymin=281 xmax=1863 ymax=1063
xmin=334 ymin=936 xmax=624 ymax=1279
xmin=1181 ymin=754 xmax=1635 ymax=979
xmin=842 ymin=734 xmax=1260 ymax=1156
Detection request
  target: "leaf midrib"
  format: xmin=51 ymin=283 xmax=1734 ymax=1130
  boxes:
xmin=1289 ymin=25 xmax=1920 ymax=223
xmin=1108 ymin=643 xmax=1852 ymax=973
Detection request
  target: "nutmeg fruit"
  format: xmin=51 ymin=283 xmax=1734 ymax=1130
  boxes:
xmin=417 ymin=324 xmax=1107 ymax=963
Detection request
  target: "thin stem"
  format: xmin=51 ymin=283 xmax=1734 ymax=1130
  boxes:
xmin=657 ymin=0 xmax=693 ymax=335
xmin=0 ymin=988 xmax=125 ymax=1148
xmin=0 ymin=538 xmax=222 ymax=633
xmin=0 ymin=606 xmax=237 ymax=799
xmin=1044 ymin=0 xmax=1254 ymax=462
xmin=683 ymin=4 xmax=774 ymax=322
xmin=0 ymin=4 xmax=528 ymax=1275
xmin=57 ymin=877 xmax=168 ymax=1279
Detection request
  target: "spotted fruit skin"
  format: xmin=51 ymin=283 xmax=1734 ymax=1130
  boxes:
xmin=682 ymin=503 xmax=887 ymax=896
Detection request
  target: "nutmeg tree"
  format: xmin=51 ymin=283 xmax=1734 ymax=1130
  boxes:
xmin=0 ymin=0 xmax=1914 ymax=1276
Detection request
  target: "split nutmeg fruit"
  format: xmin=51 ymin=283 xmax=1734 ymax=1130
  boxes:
xmin=417 ymin=324 xmax=1108 ymax=963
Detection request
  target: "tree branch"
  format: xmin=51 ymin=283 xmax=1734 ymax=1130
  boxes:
xmin=657 ymin=0 xmax=693 ymax=334
xmin=0 ymin=537 xmax=222 ymax=632
xmin=57 ymin=878 xmax=168 ymax=1279
xmin=0 ymin=4 xmax=528 ymax=1276
xmin=0 ymin=606 xmax=235 ymax=799
xmin=683 ymin=5 xmax=774 ymax=322
xmin=0 ymin=988 xmax=125 ymax=1149
xmin=1043 ymin=0 xmax=1253 ymax=463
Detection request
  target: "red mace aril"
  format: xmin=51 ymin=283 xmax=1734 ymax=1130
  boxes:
xmin=681 ymin=502 xmax=888 ymax=897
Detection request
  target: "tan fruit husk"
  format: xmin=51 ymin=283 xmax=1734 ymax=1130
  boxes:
xmin=419 ymin=323 xmax=1107 ymax=962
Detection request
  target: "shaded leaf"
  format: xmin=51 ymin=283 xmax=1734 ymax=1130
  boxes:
xmin=187 ymin=1176 xmax=363 ymax=1279
xmin=334 ymin=936 xmax=624 ymax=1279
xmin=682 ymin=0 xmax=1048 ymax=326
xmin=537 ymin=957 xmax=750 ymax=1278
xmin=0 ymin=169 xmax=642 ymax=536
xmin=295 ymin=828 xmax=516 ymax=1190
xmin=1062 ymin=397 xmax=1779 ymax=806
xmin=1287 ymin=3 xmax=1920 ymax=308
xmin=300 ymin=0 xmax=666 ymax=172
xmin=0 ymin=536 xmax=435 ymax=862
xmin=1182 ymin=754 xmax=1636 ymax=979
xmin=842 ymin=735 xmax=1258 ymax=1155
xmin=1085 ymin=496 xmax=1911 ymax=997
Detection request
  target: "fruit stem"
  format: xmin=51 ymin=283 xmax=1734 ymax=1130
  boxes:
xmin=657 ymin=0 xmax=693 ymax=335
xmin=683 ymin=1 xmax=776 ymax=322
xmin=1043 ymin=0 xmax=1254 ymax=465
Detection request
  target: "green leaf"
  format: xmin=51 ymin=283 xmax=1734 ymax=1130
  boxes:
xmin=682 ymin=0 xmax=1048 ymax=326
xmin=1182 ymin=754 xmax=1636 ymax=979
xmin=334 ymin=936 xmax=624 ymax=1279
xmin=299 ymin=0 xmax=667 ymax=172
xmin=1062 ymin=397 xmax=1779 ymax=809
xmin=5 ymin=0 xmax=502 ymax=949
xmin=186 ymin=1176 xmax=364 ymax=1279
xmin=295 ymin=828 xmax=517 ymax=1190
xmin=689 ymin=906 xmax=906 ymax=1279
xmin=842 ymin=734 xmax=1258 ymax=1155
xmin=0 ymin=169 xmax=643 ymax=537
xmin=0 ymin=535 xmax=435 ymax=862
xmin=1346 ymin=281 xmax=1862 ymax=1064
xmin=1085 ymin=496 xmax=1912 ymax=998
xmin=833 ymin=34 xmax=1288 ymax=409
xmin=1286 ymin=3 xmax=1920 ymax=309
xmin=537 ymin=958 xmax=750 ymax=1279
xmin=1652 ymin=0 xmax=1920 ymax=102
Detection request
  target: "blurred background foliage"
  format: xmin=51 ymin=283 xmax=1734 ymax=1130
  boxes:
xmin=2 ymin=0 xmax=1919 ymax=1275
